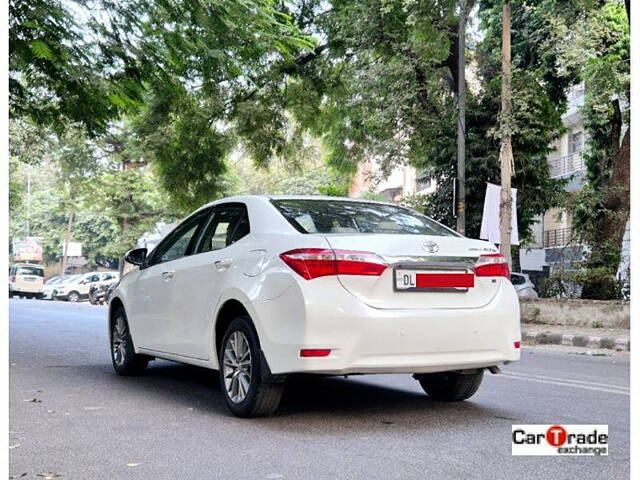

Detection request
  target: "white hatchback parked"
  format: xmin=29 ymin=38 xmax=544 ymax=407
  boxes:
xmin=110 ymin=196 xmax=521 ymax=417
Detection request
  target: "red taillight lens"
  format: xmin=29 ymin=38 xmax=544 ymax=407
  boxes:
xmin=514 ymin=341 xmax=521 ymax=349
xmin=475 ymin=253 xmax=510 ymax=278
xmin=280 ymin=248 xmax=387 ymax=280
xmin=300 ymin=349 xmax=331 ymax=357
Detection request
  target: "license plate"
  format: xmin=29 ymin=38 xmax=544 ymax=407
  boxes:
xmin=394 ymin=269 xmax=474 ymax=291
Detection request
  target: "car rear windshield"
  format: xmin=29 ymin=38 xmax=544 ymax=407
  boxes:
xmin=271 ymin=199 xmax=459 ymax=236
xmin=16 ymin=266 xmax=44 ymax=276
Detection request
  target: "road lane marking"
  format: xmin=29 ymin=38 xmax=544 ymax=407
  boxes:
xmin=503 ymin=371 xmax=630 ymax=391
xmin=498 ymin=371 xmax=629 ymax=396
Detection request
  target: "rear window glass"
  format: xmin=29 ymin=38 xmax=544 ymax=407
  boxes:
xmin=271 ymin=199 xmax=459 ymax=236
xmin=16 ymin=266 xmax=44 ymax=277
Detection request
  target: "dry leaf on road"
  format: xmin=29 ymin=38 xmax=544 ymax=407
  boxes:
xmin=37 ymin=472 xmax=62 ymax=479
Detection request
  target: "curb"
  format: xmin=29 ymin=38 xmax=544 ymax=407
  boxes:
xmin=522 ymin=330 xmax=630 ymax=352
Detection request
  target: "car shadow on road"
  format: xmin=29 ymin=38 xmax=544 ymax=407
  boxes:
xmin=119 ymin=360 xmax=518 ymax=431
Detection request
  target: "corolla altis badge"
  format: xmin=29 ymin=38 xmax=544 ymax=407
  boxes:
xmin=422 ymin=240 xmax=440 ymax=254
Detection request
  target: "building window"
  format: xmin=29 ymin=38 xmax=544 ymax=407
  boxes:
xmin=570 ymin=132 xmax=583 ymax=154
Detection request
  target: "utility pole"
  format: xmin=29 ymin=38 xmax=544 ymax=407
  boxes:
xmin=26 ymin=168 xmax=31 ymax=237
xmin=499 ymin=0 xmax=514 ymax=269
xmin=60 ymin=212 xmax=74 ymax=281
xmin=456 ymin=0 xmax=467 ymax=235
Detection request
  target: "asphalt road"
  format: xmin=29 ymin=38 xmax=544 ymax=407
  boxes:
xmin=9 ymin=299 xmax=630 ymax=480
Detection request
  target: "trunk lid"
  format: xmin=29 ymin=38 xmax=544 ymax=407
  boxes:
xmin=324 ymin=234 xmax=502 ymax=310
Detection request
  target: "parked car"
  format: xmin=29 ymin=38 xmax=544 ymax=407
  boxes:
xmin=54 ymin=271 xmax=120 ymax=302
xmin=9 ymin=264 xmax=45 ymax=299
xmin=42 ymin=275 xmax=71 ymax=300
xmin=109 ymin=196 xmax=521 ymax=417
xmin=511 ymin=273 xmax=539 ymax=298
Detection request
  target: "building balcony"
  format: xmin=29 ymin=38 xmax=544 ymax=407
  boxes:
xmin=549 ymin=152 xmax=586 ymax=178
xmin=543 ymin=227 xmax=576 ymax=248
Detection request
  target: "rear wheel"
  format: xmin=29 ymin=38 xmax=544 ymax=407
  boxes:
xmin=67 ymin=291 xmax=80 ymax=302
xmin=415 ymin=370 xmax=484 ymax=402
xmin=110 ymin=307 xmax=149 ymax=375
xmin=219 ymin=316 xmax=284 ymax=417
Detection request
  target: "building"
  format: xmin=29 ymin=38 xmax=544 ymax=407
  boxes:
xmin=349 ymin=83 xmax=629 ymax=281
xmin=520 ymin=84 xmax=588 ymax=272
xmin=521 ymin=84 xmax=630 ymax=279
xmin=349 ymin=159 xmax=435 ymax=201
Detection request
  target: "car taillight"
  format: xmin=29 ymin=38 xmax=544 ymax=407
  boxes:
xmin=475 ymin=253 xmax=510 ymax=278
xmin=280 ymin=248 xmax=387 ymax=280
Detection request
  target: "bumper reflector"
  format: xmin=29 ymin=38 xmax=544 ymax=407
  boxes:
xmin=300 ymin=349 xmax=331 ymax=358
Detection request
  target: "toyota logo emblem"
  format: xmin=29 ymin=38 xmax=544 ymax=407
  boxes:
xmin=422 ymin=241 xmax=440 ymax=254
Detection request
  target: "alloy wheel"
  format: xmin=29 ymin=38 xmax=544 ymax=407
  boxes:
xmin=112 ymin=316 xmax=128 ymax=367
xmin=222 ymin=331 xmax=252 ymax=404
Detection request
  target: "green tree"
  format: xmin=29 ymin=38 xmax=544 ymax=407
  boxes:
xmin=9 ymin=121 xmax=176 ymax=266
xmin=249 ymin=0 xmax=569 ymax=246
xmin=559 ymin=1 xmax=630 ymax=298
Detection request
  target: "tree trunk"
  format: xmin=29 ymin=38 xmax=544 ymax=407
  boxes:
xmin=499 ymin=0 xmax=514 ymax=270
xmin=581 ymin=124 xmax=630 ymax=299
xmin=456 ymin=0 xmax=467 ymax=235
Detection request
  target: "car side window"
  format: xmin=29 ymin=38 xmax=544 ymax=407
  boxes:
xmin=197 ymin=204 xmax=250 ymax=253
xmin=510 ymin=274 xmax=526 ymax=285
xmin=147 ymin=209 xmax=211 ymax=267
xmin=86 ymin=274 xmax=101 ymax=283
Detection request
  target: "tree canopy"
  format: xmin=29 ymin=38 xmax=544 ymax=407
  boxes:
xmin=9 ymin=0 xmax=631 ymax=295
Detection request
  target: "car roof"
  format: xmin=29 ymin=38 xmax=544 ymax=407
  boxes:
xmin=199 ymin=194 xmax=404 ymax=210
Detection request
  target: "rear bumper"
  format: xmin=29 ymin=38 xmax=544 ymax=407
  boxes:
xmin=9 ymin=286 xmax=43 ymax=294
xmin=253 ymin=277 xmax=521 ymax=375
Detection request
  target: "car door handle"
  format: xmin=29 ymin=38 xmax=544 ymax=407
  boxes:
xmin=214 ymin=259 xmax=233 ymax=271
xmin=161 ymin=270 xmax=175 ymax=280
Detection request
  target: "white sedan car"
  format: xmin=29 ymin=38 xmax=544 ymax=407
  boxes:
xmin=110 ymin=196 xmax=521 ymax=417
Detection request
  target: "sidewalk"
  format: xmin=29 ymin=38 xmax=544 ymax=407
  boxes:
xmin=521 ymin=323 xmax=630 ymax=352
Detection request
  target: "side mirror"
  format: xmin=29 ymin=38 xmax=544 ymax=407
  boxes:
xmin=124 ymin=247 xmax=147 ymax=267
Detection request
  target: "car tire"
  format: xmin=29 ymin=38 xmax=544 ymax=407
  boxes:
xmin=415 ymin=370 xmax=484 ymax=402
xmin=219 ymin=316 xmax=284 ymax=418
xmin=67 ymin=291 xmax=80 ymax=302
xmin=110 ymin=307 xmax=149 ymax=376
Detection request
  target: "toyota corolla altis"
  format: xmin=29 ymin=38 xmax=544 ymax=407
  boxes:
xmin=109 ymin=196 xmax=521 ymax=417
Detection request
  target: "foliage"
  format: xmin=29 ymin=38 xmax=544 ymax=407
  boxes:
xmin=537 ymin=267 xmax=626 ymax=300
xmin=550 ymin=0 xmax=630 ymax=298
xmin=226 ymin=138 xmax=347 ymax=197
xmin=255 ymin=0 xmax=569 ymax=245
xmin=9 ymin=120 xmax=176 ymax=266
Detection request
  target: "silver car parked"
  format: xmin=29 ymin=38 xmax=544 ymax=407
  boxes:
xmin=511 ymin=273 xmax=539 ymax=298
